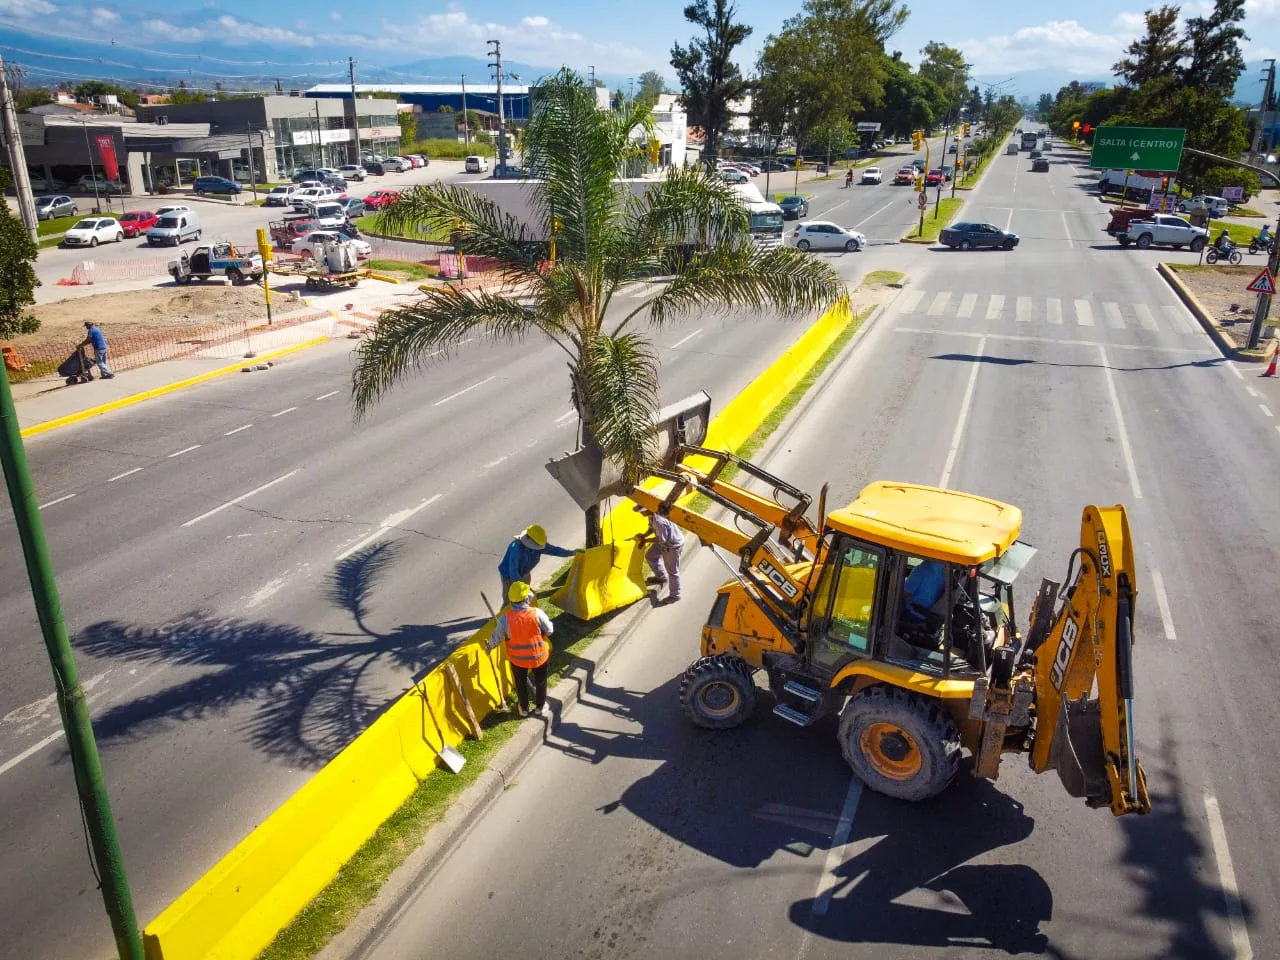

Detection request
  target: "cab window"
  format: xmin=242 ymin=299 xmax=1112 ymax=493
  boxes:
xmin=811 ymin=539 xmax=881 ymax=654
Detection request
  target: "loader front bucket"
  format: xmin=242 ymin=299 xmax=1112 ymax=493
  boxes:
xmin=544 ymin=391 xmax=712 ymax=509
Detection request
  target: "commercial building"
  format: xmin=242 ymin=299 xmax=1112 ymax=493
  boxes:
xmin=306 ymin=83 xmax=531 ymax=124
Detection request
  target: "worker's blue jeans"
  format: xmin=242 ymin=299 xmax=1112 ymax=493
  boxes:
xmin=93 ymin=348 xmax=112 ymax=377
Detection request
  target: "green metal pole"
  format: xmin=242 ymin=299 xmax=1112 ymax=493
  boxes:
xmin=0 ymin=369 xmax=144 ymax=960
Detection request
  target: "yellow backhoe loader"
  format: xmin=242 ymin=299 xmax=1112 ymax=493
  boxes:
xmin=622 ymin=446 xmax=1150 ymax=816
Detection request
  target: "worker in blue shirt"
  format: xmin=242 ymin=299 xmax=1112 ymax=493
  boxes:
xmin=79 ymin=321 xmax=114 ymax=379
xmin=498 ymin=524 xmax=574 ymax=605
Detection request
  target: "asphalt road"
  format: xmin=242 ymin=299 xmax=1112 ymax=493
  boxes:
xmin=0 ymin=185 xmax=907 ymax=958
xmin=352 ymin=137 xmax=1280 ymax=960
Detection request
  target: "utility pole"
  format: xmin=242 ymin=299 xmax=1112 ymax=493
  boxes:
xmin=0 ymin=55 xmax=39 ymax=241
xmin=313 ymin=100 xmax=323 ymax=168
xmin=245 ymin=127 xmax=258 ymax=201
xmin=460 ymin=74 xmax=470 ymax=146
xmin=348 ymin=56 xmax=361 ymax=166
xmin=588 ymin=65 xmax=596 ymax=88
xmin=488 ymin=39 xmax=506 ymax=177
xmin=1255 ymin=59 xmax=1276 ymax=162
xmin=0 ymin=348 xmax=144 ymax=957
xmin=80 ymin=120 xmax=104 ymax=214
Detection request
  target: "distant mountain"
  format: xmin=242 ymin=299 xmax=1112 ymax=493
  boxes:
xmin=972 ymin=69 xmax=1111 ymax=102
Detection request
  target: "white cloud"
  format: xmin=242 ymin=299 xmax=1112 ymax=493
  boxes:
xmin=90 ymin=6 xmax=117 ymax=26
xmin=142 ymin=19 xmax=205 ymax=42
xmin=956 ymin=17 xmax=1144 ymax=76
xmin=329 ymin=11 xmax=341 ymax=21
xmin=212 ymin=14 xmax=315 ymax=46
xmin=0 ymin=0 xmax=55 ymax=15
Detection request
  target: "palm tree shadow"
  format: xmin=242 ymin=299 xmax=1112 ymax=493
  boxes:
xmin=73 ymin=542 xmax=489 ymax=768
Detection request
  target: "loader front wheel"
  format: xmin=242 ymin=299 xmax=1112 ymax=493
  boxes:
xmin=680 ymin=655 xmax=756 ymax=730
xmin=838 ymin=685 xmax=960 ymax=802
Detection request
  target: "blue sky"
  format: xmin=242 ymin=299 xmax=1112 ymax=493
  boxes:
xmin=1 ymin=0 xmax=1278 ymax=91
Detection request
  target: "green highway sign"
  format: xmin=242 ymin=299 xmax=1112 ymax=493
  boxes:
xmin=1089 ymin=126 xmax=1186 ymax=172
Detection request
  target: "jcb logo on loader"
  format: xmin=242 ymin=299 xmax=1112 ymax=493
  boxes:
xmin=1051 ymin=616 xmax=1080 ymax=690
xmin=758 ymin=559 xmax=799 ymax=599
xmin=1096 ymin=531 xmax=1112 ymax=579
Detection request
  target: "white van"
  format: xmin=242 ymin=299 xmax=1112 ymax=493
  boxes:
xmin=464 ymin=155 xmax=489 ymax=174
xmin=147 ymin=209 xmax=202 ymax=246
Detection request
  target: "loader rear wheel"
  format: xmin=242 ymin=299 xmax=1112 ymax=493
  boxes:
xmin=679 ymin=655 xmax=756 ymax=730
xmin=838 ymin=685 xmax=960 ymax=802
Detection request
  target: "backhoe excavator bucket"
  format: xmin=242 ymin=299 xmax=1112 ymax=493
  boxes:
xmin=544 ymin=392 xmax=712 ymax=510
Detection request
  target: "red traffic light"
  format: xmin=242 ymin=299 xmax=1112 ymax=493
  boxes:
xmin=1082 ymin=124 xmax=1092 ymax=134
xmin=1161 ymin=177 xmax=1170 ymax=188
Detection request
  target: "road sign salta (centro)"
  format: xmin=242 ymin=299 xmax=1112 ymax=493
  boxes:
xmin=1089 ymin=126 xmax=1186 ymax=173
xmin=1247 ymin=268 xmax=1276 ymax=296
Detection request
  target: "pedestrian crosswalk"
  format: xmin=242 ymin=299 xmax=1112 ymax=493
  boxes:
xmin=894 ymin=289 xmax=1201 ymax=334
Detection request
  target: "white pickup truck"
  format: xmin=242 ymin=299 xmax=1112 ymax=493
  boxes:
xmin=1117 ymin=214 xmax=1208 ymax=251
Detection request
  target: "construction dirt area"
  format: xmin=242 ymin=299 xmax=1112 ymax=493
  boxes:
xmin=1166 ymin=262 xmax=1279 ymax=349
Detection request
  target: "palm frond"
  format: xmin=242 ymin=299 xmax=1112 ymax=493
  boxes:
xmin=351 ymin=289 xmax=572 ymax=418
xmin=616 ymin=243 xmax=846 ymax=333
xmin=375 ymin=183 xmax=545 ymax=283
xmin=578 ymin=332 xmax=660 ymax=484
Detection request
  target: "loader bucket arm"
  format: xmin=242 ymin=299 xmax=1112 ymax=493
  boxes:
xmin=1024 ymin=505 xmax=1150 ymax=816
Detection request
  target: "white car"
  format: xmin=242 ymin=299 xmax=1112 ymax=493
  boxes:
xmin=339 ymin=164 xmax=367 ymax=182
xmin=861 ymin=167 xmax=883 ymax=184
xmin=154 ymin=204 xmax=193 ymax=219
xmin=719 ymin=167 xmax=749 ymax=184
xmin=292 ymin=187 xmax=338 ymax=212
xmin=789 ymin=221 xmax=866 ymax=252
xmin=62 ymin=216 xmax=124 ymax=247
xmin=265 ymin=185 xmax=298 ymax=206
xmin=384 ymin=157 xmax=411 ymax=172
xmin=292 ymin=230 xmax=372 ymax=260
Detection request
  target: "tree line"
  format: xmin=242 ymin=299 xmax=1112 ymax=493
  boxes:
xmin=1038 ymin=0 xmax=1258 ymax=198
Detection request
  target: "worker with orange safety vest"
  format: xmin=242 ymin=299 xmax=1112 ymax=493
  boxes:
xmin=489 ymin=581 xmax=555 ymax=717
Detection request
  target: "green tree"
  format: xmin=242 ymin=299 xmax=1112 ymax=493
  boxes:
xmin=918 ymin=42 xmax=968 ymax=124
xmin=397 ymin=112 xmax=415 ymax=149
xmin=353 ymin=70 xmax=842 ymax=540
xmin=866 ymin=53 xmax=939 ymax=138
xmin=0 ymin=167 xmax=39 ymax=339
xmin=636 ymin=70 xmax=667 ymax=107
xmin=1113 ymin=5 xmax=1184 ymax=87
xmin=15 ymin=88 xmax=53 ymax=112
xmin=436 ymin=104 xmax=454 ymax=113
xmin=670 ymin=0 xmax=753 ymax=159
xmin=1035 ymin=92 xmax=1054 ymax=117
xmin=73 ymin=81 xmax=139 ymax=110
xmin=808 ymin=117 xmax=856 ymax=160
xmin=1182 ymin=0 xmax=1247 ymax=93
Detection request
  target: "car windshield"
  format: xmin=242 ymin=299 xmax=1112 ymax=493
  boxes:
xmin=156 ymin=217 xmax=181 ymax=228
xmin=270 ymin=187 xmax=290 ymax=194
xmin=782 ymin=196 xmax=802 ymax=204
xmin=121 ymin=213 xmax=141 ymax=221
xmin=71 ymin=220 xmax=99 ymax=230
xmin=750 ymin=211 xmax=785 ymax=233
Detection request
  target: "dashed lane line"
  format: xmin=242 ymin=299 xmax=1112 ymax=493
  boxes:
xmin=37 ymin=494 xmax=75 ymax=510
xmin=167 ymin=444 xmax=201 ymax=458
xmin=670 ymin=329 xmax=703 ymax=349
xmin=1204 ymin=793 xmax=1253 ymax=959
xmin=314 ymin=390 xmax=340 ymax=401
xmin=107 ymin=467 xmax=142 ymax=482
xmin=272 ymin=406 xmax=297 ymax=418
xmin=433 ymin=376 xmax=496 ymax=407
xmin=225 ymin=424 xmax=253 ymax=436
xmin=181 ymin=470 xmax=301 ymax=528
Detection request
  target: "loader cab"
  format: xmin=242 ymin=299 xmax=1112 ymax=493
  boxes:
xmin=803 ymin=483 xmax=1033 ymax=684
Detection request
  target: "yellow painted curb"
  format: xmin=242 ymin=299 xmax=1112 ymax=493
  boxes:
xmin=19 ymin=337 xmax=331 ymax=439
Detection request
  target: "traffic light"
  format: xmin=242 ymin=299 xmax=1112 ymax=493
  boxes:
xmin=1161 ymin=176 xmax=1170 ymax=190
xmin=963 ymin=122 xmax=970 ymax=137
xmin=914 ymin=174 xmax=923 ymax=192
xmin=911 ymin=130 xmax=922 ymax=150
xmin=1082 ymin=124 xmax=1092 ymax=134
xmin=1072 ymin=120 xmax=1080 ymax=132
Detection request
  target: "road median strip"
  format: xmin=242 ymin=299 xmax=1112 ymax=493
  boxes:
xmin=901 ymin=197 xmax=965 ymax=244
xmin=1157 ymin=262 xmax=1271 ymax=361
xmin=142 ymin=282 xmax=890 ymax=960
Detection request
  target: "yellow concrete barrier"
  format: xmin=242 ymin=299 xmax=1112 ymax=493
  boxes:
xmin=142 ymin=294 xmax=855 ymax=959
xmin=142 ymin=628 xmax=508 ymax=960
xmin=556 ymin=295 xmax=854 ymax=616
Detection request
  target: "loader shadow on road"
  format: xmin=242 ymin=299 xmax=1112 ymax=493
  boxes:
xmin=549 ymin=672 xmax=1053 ymax=953
xmin=72 ymin=542 xmax=488 ymax=767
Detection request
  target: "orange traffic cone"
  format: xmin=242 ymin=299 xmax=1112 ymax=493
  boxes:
xmin=1265 ymin=343 xmax=1279 ymax=378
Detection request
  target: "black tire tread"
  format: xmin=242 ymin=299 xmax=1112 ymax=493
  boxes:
xmin=837 ymin=684 xmax=961 ymax=802
xmin=679 ymin=654 xmax=756 ymax=730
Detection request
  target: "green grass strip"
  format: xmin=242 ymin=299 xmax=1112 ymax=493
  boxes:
xmin=861 ymin=269 xmax=905 ymax=287
xmin=364 ymin=259 xmax=437 ymax=282
xmin=901 ymin=197 xmax=965 ymax=243
xmin=1208 ymin=219 xmax=1262 ymax=246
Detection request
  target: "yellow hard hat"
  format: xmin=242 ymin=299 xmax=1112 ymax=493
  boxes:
xmin=524 ymin=524 xmax=548 ymax=547
xmin=508 ymin=581 xmax=532 ymax=604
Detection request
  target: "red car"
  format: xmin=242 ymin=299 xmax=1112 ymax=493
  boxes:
xmin=118 ymin=210 xmax=158 ymax=238
xmin=893 ymin=167 xmax=916 ymax=185
xmin=925 ymin=168 xmax=944 ymax=186
xmin=363 ymin=189 xmax=400 ymax=210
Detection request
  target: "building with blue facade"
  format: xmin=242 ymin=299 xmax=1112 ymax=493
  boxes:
xmin=306 ymin=84 xmax=532 ymax=124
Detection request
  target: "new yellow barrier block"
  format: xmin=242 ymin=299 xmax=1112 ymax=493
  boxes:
xmin=142 ymin=627 xmax=509 ymax=960
xmin=555 ymin=295 xmax=854 ymax=618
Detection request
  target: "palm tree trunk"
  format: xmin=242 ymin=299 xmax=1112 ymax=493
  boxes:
xmin=584 ymin=504 xmax=602 ymax=547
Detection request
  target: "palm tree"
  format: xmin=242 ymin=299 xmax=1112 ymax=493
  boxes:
xmin=352 ymin=69 xmax=844 ymax=543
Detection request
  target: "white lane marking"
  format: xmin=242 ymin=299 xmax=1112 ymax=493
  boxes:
xmin=483 ymin=456 xmax=508 ymax=470
xmin=957 ymin=293 xmax=977 ymax=319
xmin=986 ymin=294 xmax=1004 ymax=320
xmin=314 ymin=390 xmax=339 ymax=401
xmin=810 ymin=778 xmax=864 ymax=918
xmin=1005 ymin=207 xmax=1014 ymax=232
xmin=1260 ymin=404 xmax=1274 ymax=418
xmin=2 ymin=671 xmax=108 ymax=730
xmin=897 ymin=289 xmax=924 ymax=313
xmin=181 ymin=469 xmax=301 ymax=528
xmin=939 ymin=336 xmax=987 ymax=488
xmin=167 ymin=444 xmax=201 ymax=458
xmin=334 ymin=493 xmax=443 ymax=562
xmin=671 ymin=329 xmax=703 ymax=349
xmin=272 ymin=406 xmax=297 ymax=418
xmin=1046 ymin=298 xmax=1063 ymax=325
xmin=1016 ymin=296 xmax=1032 ymax=323
xmin=1204 ymin=793 xmax=1253 ymax=960
xmin=38 ymin=494 xmax=75 ymax=510
xmin=1149 ymin=567 xmax=1177 ymax=640
xmin=433 ymin=376 xmax=496 ymax=407
xmin=555 ymin=409 xmax=577 ymax=424
xmin=1074 ymin=299 xmax=1095 ymax=326
xmin=107 ymin=467 xmax=142 ymax=482
xmin=1060 ymin=210 xmax=1074 ymax=248
xmin=853 ymin=198 xmax=895 ymax=228
xmin=1134 ymin=303 xmax=1158 ymax=331
xmin=0 ymin=730 xmax=64 ymax=778
xmin=1098 ymin=344 xmax=1143 ymax=500
xmin=1163 ymin=305 xmax=1194 ymax=334
xmin=224 ymin=423 xmax=253 ymax=436
xmin=1245 ymin=386 xmax=1260 ymax=398
xmin=927 ymin=292 xmax=951 ymax=317
xmin=1226 ymin=360 xmax=1244 ymax=380
xmin=1104 ymin=302 xmax=1125 ymax=329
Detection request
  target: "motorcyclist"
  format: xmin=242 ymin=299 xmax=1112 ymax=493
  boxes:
xmin=1215 ymin=228 xmax=1235 ymax=253
xmin=1257 ymin=223 xmax=1272 ymax=250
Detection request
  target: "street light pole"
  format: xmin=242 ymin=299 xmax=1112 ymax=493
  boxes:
xmin=0 ymin=355 xmax=144 ymax=959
